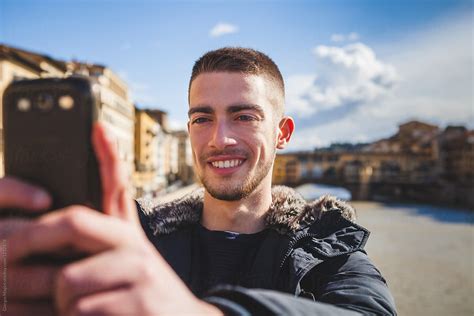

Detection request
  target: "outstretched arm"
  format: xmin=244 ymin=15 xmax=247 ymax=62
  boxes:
xmin=201 ymin=251 xmax=396 ymax=315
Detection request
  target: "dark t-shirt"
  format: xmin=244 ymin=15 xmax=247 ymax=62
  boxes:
xmin=191 ymin=224 xmax=268 ymax=296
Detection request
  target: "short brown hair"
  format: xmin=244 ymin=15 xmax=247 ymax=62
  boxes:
xmin=189 ymin=47 xmax=285 ymax=115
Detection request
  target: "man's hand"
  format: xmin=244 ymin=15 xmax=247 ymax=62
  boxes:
xmin=0 ymin=177 xmax=55 ymax=315
xmin=0 ymin=122 xmax=135 ymax=315
xmin=8 ymin=207 xmax=222 ymax=315
xmin=92 ymin=123 xmax=138 ymax=223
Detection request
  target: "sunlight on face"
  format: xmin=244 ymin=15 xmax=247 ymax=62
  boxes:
xmin=188 ymin=72 xmax=280 ymax=201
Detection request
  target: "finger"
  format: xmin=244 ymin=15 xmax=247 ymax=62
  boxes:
xmin=7 ymin=265 xmax=58 ymax=299
xmin=92 ymin=123 xmax=138 ymax=223
xmin=66 ymin=287 xmax=138 ymax=316
xmin=7 ymin=206 xmax=139 ymax=263
xmin=0 ymin=218 xmax=33 ymax=239
xmin=55 ymin=249 xmax=141 ymax=314
xmin=6 ymin=300 xmax=55 ymax=316
xmin=0 ymin=177 xmax=51 ymax=211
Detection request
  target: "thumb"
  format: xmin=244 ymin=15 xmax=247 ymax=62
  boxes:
xmin=91 ymin=123 xmax=139 ymax=224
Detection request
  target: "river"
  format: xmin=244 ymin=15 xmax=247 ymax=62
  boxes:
xmin=353 ymin=201 xmax=473 ymax=316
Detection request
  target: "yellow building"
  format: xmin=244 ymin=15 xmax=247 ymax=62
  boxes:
xmin=133 ymin=109 xmax=165 ymax=198
xmin=173 ymin=130 xmax=194 ymax=184
xmin=272 ymin=153 xmax=301 ymax=185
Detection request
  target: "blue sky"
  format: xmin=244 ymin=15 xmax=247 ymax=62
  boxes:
xmin=1 ymin=0 xmax=472 ymax=150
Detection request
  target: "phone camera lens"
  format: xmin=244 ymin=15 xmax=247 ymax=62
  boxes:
xmin=59 ymin=95 xmax=74 ymax=110
xmin=36 ymin=93 xmax=54 ymax=111
xmin=17 ymin=98 xmax=31 ymax=111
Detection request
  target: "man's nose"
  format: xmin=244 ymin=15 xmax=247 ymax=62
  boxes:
xmin=208 ymin=121 xmax=237 ymax=150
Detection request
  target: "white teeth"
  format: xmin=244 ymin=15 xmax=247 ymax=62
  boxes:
xmin=211 ymin=160 xmax=243 ymax=169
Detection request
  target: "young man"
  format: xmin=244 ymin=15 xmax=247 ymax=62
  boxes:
xmin=137 ymin=47 xmax=396 ymax=314
xmin=2 ymin=47 xmax=396 ymax=315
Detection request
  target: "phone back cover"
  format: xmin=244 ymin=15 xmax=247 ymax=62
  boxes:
xmin=3 ymin=77 xmax=102 ymax=212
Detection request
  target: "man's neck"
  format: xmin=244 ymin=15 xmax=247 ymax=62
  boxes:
xmin=201 ymin=183 xmax=272 ymax=234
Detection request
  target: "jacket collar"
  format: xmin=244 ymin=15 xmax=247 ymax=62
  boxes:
xmin=137 ymin=185 xmax=358 ymax=236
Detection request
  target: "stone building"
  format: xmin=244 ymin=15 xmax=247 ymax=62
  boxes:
xmin=173 ymin=130 xmax=194 ymax=185
xmin=274 ymin=120 xmax=473 ymax=207
xmin=66 ymin=62 xmax=135 ymax=187
xmin=144 ymin=109 xmax=195 ymax=185
xmin=272 ymin=153 xmax=301 ymax=185
xmin=133 ymin=109 xmax=165 ymax=198
xmin=0 ymin=44 xmax=68 ymax=176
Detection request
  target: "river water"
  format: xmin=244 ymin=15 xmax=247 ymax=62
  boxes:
xmin=353 ymin=201 xmax=473 ymax=316
xmin=295 ymin=183 xmax=473 ymax=315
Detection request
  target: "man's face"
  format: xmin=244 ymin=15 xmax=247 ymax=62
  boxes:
xmin=188 ymin=72 xmax=280 ymax=201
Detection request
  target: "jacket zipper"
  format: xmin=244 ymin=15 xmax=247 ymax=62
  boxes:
xmin=279 ymin=233 xmax=318 ymax=269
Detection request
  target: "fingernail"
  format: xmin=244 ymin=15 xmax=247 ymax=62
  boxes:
xmin=33 ymin=191 xmax=51 ymax=207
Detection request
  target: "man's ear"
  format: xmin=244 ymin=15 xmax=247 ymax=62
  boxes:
xmin=276 ymin=116 xmax=295 ymax=149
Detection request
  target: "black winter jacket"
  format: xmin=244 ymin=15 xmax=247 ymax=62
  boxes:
xmin=137 ymin=186 xmax=397 ymax=315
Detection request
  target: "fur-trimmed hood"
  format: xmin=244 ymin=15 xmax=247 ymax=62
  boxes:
xmin=137 ymin=185 xmax=357 ymax=236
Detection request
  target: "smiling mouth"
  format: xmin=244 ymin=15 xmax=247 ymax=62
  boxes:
xmin=210 ymin=159 xmax=244 ymax=169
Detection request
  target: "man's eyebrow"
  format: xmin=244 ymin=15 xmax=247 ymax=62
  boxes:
xmin=228 ymin=104 xmax=265 ymax=118
xmin=188 ymin=106 xmax=214 ymax=117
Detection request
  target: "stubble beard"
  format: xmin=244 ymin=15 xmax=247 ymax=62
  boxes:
xmin=198 ymin=149 xmax=276 ymax=201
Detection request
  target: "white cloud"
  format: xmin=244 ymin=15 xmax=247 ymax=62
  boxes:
xmin=209 ymin=22 xmax=239 ymax=38
xmin=285 ymin=12 xmax=473 ymax=151
xmin=286 ymin=42 xmax=398 ymax=117
xmin=330 ymin=34 xmax=345 ymax=42
xmin=330 ymin=32 xmax=359 ymax=42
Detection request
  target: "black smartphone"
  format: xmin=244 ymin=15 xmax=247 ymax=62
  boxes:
xmin=2 ymin=77 xmax=102 ymax=215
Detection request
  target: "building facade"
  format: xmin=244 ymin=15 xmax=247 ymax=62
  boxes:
xmin=173 ymin=130 xmax=194 ymax=185
xmin=66 ymin=62 xmax=135 ymax=188
xmin=273 ymin=120 xmax=473 ymax=207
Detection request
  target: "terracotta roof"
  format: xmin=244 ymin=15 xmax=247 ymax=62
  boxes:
xmin=0 ymin=43 xmax=67 ymax=73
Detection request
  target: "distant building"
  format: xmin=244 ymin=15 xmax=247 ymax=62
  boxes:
xmin=133 ymin=108 xmax=194 ymax=198
xmin=134 ymin=109 xmax=164 ymax=197
xmin=66 ymin=62 xmax=135 ymax=188
xmin=0 ymin=44 xmax=68 ymax=176
xmin=173 ymin=130 xmax=194 ymax=185
xmin=438 ymin=126 xmax=474 ymax=182
xmin=365 ymin=120 xmax=439 ymax=157
xmin=274 ymin=120 xmax=473 ymax=207
xmin=272 ymin=153 xmax=301 ymax=185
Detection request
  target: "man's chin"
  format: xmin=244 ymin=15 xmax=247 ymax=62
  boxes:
xmin=205 ymin=185 xmax=247 ymax=201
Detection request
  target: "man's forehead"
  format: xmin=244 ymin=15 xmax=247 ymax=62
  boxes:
xmin=191 ymin=72 xmax=267 ymax=89
xmin=190 ymin=72 xmax=273 ymax=102
xmin=189 ymin=71 xmax=283 ymax=118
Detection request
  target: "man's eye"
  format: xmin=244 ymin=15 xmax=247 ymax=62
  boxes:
xmin=236 ymin=115 xmax=256 ymax=121
xmin=192 ymin=117 xmax=210 ymax=124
